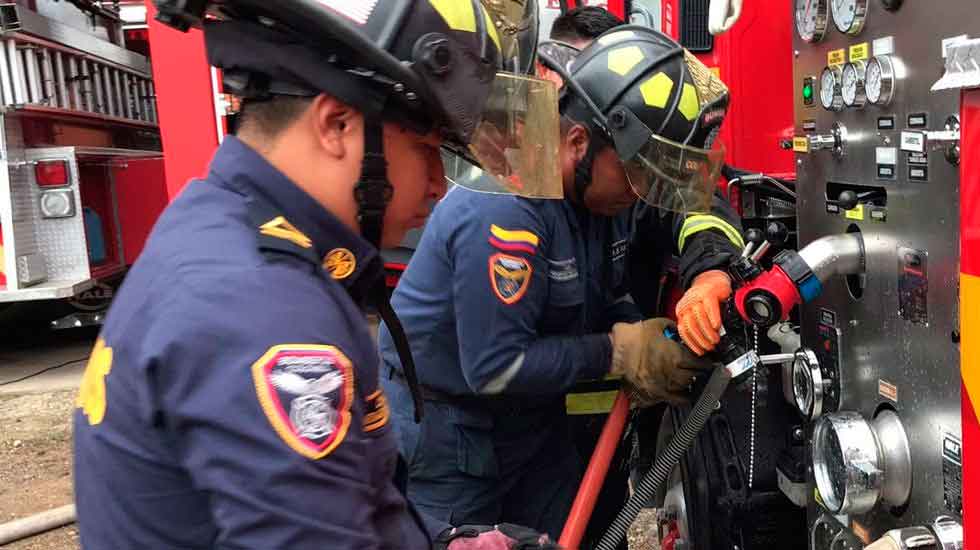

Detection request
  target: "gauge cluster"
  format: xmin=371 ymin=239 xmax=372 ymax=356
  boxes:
xmin=790 ymin=0 xmax=967 ymax=548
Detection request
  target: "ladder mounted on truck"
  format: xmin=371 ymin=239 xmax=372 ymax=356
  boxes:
xmin=0 ymin=2 xmax=164 ymax=306
xmin=0 ymin=3 xmax=156 ymax=125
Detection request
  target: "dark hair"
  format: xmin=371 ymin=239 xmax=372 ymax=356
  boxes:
xmin=236 ymin=95 xmax=314 ymax=137
xmin=549 ymin=6 xmax=623 ymax=43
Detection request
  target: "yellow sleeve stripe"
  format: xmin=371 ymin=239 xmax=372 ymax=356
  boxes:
xmin=677 ymin=214 xmax=744 ymax=252
xmin=490 ymin=224 xmax=540 ymax=246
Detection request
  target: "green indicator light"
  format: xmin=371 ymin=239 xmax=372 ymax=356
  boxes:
xmin=803 ymin=84 xmax=813 ymax=99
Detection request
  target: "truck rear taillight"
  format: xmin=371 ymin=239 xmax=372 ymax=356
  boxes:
xmin=35 ymin=160 xmax=69 ymax=187
xmin=40 ymin=189 xmax=76 ymax=218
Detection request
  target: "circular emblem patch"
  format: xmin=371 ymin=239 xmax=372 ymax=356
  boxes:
xmin=324 ymin=248 xmax=356 ymax=279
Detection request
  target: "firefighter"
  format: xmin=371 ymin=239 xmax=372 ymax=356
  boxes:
xmin=549 ymin=5 xmax=624 ymax=48
xmin=379 ymin=26 xmax=736 ymax=538
xmin=72 ymin=1 xmax=560 ymax=548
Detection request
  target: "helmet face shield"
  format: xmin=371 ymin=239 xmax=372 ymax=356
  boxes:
xmin=462 ymin=72 xmax=564 ymax=199
xmin=538 ymin=40 xmax=581 ymax=73
xmin=624 ymin=133 xmax=726 ymax=214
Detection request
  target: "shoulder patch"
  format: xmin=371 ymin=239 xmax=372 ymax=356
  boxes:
xmin=252 ymin=345 xmax=354 ymax=460
xmin=489 ymin=224 xmax=539 ymax=255
xmin=489 ymin=253 xmax=533 ymax=305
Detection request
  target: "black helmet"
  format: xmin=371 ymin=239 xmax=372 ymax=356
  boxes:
xmin=540 ymin=25 xmax=730 ymax=214
xmin=482 ymin=0 xmax=540 ymax=76
xmin=155 ymin=0 xmax=502 ymax=148
xmin=154 ymin=0 xmax=563 ymax=248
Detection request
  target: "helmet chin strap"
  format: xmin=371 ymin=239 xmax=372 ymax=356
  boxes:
xmin=355 ymin=117 xmax=425 ymax=423
xmin=573 ymin=136 xmax=602 ymax=205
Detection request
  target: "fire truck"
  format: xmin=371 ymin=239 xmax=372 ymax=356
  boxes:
xmin=0 ymin=0 xmax=166 ymax=331
xmin=146 ymin=1 xmax=975 ymax=549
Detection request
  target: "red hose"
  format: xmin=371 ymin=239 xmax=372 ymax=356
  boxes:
xmin=558 ymin=390 xmax=631 ymax=550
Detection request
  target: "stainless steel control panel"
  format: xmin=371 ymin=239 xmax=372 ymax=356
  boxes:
xmin=791 ymin=0 xmax=969 ymax=546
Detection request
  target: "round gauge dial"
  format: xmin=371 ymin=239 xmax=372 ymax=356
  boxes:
xmin=865 ymin=55 xmax=895 ymax=106
xmin=841 ymin=61 xmax=867 ymax=108
xmin=795 ymin=0 xmax=828 ymax=43
xmin=831 ymin=0 xmax=867 ymax=35
xmin=792 ymin=349 xmax=824 ymax=419
xmin=820 ymin=66 xmax=844 ymax=111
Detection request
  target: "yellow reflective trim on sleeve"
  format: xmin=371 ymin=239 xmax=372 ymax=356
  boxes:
xmin=677 ymin=214 xmax=745 ymax=252
xmin=566 ymin=390 xmax=619 ymax=415
xmin=429 ymin=0 xmax=476 ymax=32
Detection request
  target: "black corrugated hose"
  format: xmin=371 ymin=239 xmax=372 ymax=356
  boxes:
xmin=593 ymin=364 xmax=735 ymax=550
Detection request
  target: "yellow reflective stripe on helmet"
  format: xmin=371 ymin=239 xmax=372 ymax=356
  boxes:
xmin=677 ymin=214 xmax=744 ymax=252
xmin=429 ymin=0 xmax=476 ymax=32
xmin=480 ymin=7 xmax=501 ymax=53
xmin=566 ymin=390 xmax=619 ymax=415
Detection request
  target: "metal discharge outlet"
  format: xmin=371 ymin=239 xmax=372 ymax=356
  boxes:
xmin=812 ymin=410 xmax=912 ymax=515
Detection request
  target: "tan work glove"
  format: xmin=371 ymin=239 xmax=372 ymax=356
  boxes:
xmin=610 ymin=318 xmax=714 ymax=406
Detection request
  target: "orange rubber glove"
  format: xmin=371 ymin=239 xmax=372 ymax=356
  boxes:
xmin=675 ymin=270 xmax=733 ymax=356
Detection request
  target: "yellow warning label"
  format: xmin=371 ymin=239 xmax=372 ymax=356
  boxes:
xmin=849 ymin=42 xmax=870 ymax=62
xmin=828 ymin=49 xmax=846 ymax=66
xmin=845 ymin=204 xmax=865 ymax=221
xmin=793 ymin=137 xmax=810 ymax=153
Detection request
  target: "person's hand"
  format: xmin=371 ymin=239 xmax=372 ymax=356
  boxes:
xmin=611 ymin=318 xmax=714 ymax=406
xmin=435 ymin=524 xmax=561 ymax=549
xmin=675 ymin=270 xmax=732 ymax=356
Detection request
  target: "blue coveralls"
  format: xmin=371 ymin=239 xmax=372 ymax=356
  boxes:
xmin=73 ymin=136 xmax=439 ymax=550
xmin=378 ymin=182 xmax=642 ymax=537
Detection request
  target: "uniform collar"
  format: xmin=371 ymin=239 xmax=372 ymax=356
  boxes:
xmin=209 ymin=136 xmax=380 ymax=289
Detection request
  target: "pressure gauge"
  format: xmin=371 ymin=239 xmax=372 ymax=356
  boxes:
xmin=792 ymin=349 xmax=825 ymax=419
xmin=831 ymin=0 xmax=867 ymax=35
xmin=865 ymin=55 xmax=895 ymax=106
xmin=820 ymin=66 xmax=844 ymax=111
xmin=795 ymin=0 xmax=828 ymax=43
xmin=841 ymin=61 xmax=867 ymax=108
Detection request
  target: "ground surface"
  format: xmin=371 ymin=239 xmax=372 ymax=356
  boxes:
xmin=0 ymin=327 xmax=95 ymax=549
xmin=0 ymin=320 xmax=381 ymax=549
